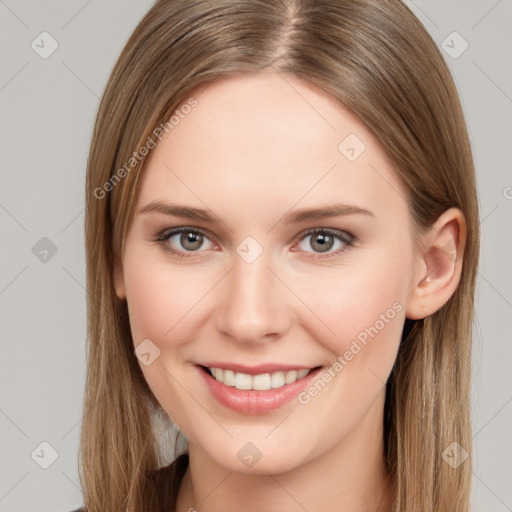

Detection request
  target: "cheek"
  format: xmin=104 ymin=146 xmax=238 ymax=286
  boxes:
xmin=123 ymin=252 xmax=204 ymax=345
xmin=122 ymin=253 xmax=206 ymax=419
xmin=288 ymin=256 xmax=407 ymax=440
xmin=296 ymin=250 xmax=408 ymax=371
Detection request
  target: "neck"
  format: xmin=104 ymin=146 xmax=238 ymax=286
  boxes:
xmin=176 ymin=393 xmax=394 ymax=512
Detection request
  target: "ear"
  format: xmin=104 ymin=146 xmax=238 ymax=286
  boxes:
xmin=113 ymin=253 xmax=127 ymax=300
xmin=406 ymin=207 xmax=466 ymax=320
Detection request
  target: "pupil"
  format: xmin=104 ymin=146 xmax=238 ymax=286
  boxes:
xmin=313 ymin=233 xmax=333 ymax=252
xmin=182 ymin=232 xmax=202 ymax=250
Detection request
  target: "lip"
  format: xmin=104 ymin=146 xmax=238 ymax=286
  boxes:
xmin=196 ymin=361 xmax=318 ymax=375
xmin=196 ymin=364 xmax=324 ymax=415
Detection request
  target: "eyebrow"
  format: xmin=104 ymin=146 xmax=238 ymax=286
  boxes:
xmin=137 ymin=200 xmax=374 ymax=224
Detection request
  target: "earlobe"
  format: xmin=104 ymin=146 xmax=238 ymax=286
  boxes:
xmin=406 ymin=208 xmax=466 ymax=320
xmin=113 ymin=254 xmax=127 ymax=300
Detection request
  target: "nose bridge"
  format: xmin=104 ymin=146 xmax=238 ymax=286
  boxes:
xmin=215 ymin=246 xmax=290 ymax=343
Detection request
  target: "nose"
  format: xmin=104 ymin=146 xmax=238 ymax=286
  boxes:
xmin=214 ymin=249 xmax=292 ymax=344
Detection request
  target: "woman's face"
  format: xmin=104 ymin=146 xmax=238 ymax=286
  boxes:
xmin=114 ymin=72 xmax=423 ymax=474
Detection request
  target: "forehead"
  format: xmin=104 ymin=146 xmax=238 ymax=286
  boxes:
xmin=137 ymin=72 xmax=409 ymax=224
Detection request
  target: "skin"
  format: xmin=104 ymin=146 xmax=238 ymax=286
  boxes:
xmin=113 ymin=71 xmax=466 ymax=512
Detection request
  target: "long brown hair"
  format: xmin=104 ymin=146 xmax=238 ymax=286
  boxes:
xmin=80 ymin=0 xmax=480 ymax=510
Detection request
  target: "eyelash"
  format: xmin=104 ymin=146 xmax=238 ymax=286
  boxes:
xmin=155 ymin=227 xmax=355 ymax=260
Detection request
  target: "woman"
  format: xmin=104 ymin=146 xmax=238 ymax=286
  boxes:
xmin=75 ymin=0 xmax=479 ymax=510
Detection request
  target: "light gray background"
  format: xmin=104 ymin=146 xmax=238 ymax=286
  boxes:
xmin=0 ymin=1 xmax=511 ymax=511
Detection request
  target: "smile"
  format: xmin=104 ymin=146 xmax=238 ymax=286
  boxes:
xmin=196 ymin=364 xmax=324 ymax=414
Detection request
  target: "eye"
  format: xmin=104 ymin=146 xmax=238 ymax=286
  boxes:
xmin=156 ymin=227 xmax=216 ymax=258
xmin=294 ymin=228 xmax=354 ymax=258
xmin=156 ymin=227 xmax=355 ymax=260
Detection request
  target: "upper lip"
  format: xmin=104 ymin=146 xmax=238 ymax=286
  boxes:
xmin=197 ymin=362 xmax=321 ymax=375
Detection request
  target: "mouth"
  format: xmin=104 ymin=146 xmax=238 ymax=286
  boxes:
xmin=198 ymin=364 xmax=322 ymax=391
xmin=196 ymin=363 xmax=324 ymax=414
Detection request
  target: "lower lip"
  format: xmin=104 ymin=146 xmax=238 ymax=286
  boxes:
xmin=196 ymin=365 xmax=323 ymax=415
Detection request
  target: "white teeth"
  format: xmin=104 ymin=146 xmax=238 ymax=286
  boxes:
xmin=284 ymin=370 xmax=297 ymax=384
xmin=271 ymin=371 xmax=285 ymax=388
xmin=253 ymin=373 xmax=271 ymax=390
xmin=208 ymin=367 xmax=312 ymax=390
xmin=222 ymin=369 xmax=235 ymax=386
xmin=235 ymin=372 xmax=253 ymax=390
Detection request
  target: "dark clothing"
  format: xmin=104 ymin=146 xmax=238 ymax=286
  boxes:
xmin=69 ymin=452 xmax=189 ymax=512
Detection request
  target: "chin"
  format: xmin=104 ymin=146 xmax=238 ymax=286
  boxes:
xmin=200 ymin=437 xmax=313 ymax=476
